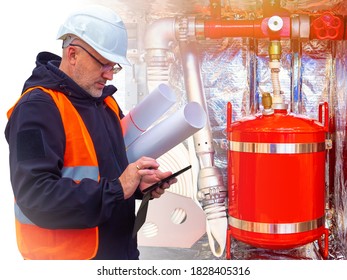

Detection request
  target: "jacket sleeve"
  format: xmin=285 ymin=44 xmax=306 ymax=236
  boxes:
xmin=5 ymin=91 xmax=125 ymax=229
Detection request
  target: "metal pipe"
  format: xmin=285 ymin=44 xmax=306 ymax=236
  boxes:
xmin=144 ymin=17 xmax=176 ymax=50
xmin=144 ymin=18 xmax=228 ymax=256
xmin=178 ymin=41 xmax=214 ymax=168
xmin=179 ymin=41 xmax=227 ymax=258
xmin=197 ymin=17 xmax=291 ymax=40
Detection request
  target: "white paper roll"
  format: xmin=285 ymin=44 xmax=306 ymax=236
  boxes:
xmin=121 ymin=83 xmax=177 ymax=147
xmin=126 ymin=102 xmax=207 ymax=162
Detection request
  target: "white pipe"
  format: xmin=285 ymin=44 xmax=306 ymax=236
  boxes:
xmin=145 ymin=18 xmax=228 ymax=257
xmin=121 ymin=83 xmax=176 ymax=147
xmin=269 ymin=61 xmax=282 ymax=97
xmin=144 ymin=17 xmax=176 ymax=50
xmin=179 ymin=41 xmax=214 ymax=167
xmin=126 ymin=102 xmax=206 ymax=163
xmin=178 ymin=31 xmax=228 ymax=259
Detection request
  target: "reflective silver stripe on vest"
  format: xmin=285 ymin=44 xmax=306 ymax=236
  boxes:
xmin=15 ymin=203 xmax=34 ymax=225
xmin=229 ymin=216 xmax=324 ymax=234
xmin=14 ymin=166 xmax=99 ymax=225
xmin=229 ymin=141 xmax=326 ymax=154
xmin=62 ymin=166 xmax=99 ymax=181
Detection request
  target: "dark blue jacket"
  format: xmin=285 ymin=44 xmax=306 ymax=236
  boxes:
xmin=5 ymin=51 xmax=141 ymax=260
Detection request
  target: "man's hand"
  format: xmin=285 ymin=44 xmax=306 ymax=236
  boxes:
xmin=140 ymin=170 xmax=177 ymax=198
xmin=119 ymin=156 xmax=159 ymax=199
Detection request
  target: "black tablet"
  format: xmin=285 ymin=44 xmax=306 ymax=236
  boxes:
xmin=141 ymin=165 xmax=192 ymax=194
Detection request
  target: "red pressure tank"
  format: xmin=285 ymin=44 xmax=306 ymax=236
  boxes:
xmin=226 ymin=101 xmax=329 ymax=259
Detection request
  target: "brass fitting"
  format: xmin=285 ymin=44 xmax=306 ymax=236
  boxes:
xmin=262 ymin=92 xmax=274 ymax=115
xmin=262 ymin=92 xmax=272 ymax=109
xmin=269 ymin=40 xmax=281 ymax=61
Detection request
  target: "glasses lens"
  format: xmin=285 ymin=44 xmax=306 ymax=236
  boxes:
xmin=102 ymin=65 xmax=114 ymax=73
xmin=102 ymin=63 xmax=122 ymax=74
xmin=113 ymin=63 xmax=122 ymax=74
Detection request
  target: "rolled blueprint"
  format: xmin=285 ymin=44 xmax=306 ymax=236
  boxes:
xmin=126 ymin=102 xmax=206 ymax=162
xmin=121 ymin=83 xmax=177 ymax=147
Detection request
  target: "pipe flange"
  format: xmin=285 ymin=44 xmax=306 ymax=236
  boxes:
xmin=291 ymin=14 xmax=310 ymax=40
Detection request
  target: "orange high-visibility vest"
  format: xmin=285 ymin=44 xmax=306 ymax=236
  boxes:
xmin=7 ymin=86 xmax=120 ymax=260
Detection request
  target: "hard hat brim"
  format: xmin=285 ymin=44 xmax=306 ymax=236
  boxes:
xmin=57 ymin=5 xmax=132 ymax=67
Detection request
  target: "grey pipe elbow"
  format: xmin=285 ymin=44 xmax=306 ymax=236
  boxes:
xmin=144 ymin=17 xmax=177 ymax=50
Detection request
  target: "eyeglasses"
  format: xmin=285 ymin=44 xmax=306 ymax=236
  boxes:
xmin=69 ymin=43 xmax=122 ymax=74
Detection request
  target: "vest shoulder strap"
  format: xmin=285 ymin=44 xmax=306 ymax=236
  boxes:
xmin=7 ymin=86 xmax=122 ymax=120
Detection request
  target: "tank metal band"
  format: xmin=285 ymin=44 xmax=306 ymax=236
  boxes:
xmin=229 ymin=141 xmax=325 ymax=154
xmin=229 ymin=216 xmax=325 ymax=234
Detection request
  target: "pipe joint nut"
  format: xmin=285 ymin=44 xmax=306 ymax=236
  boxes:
xmin=175 ymin=16 xmax=196 ymax=41
xmin=197 ymin=185 xmax=227 ymax=208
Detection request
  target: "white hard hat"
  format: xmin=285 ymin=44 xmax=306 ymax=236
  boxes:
xmin=57 ymin=5 xmax=131 ymax=65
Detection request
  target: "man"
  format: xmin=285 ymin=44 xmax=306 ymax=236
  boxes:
xmin=5 ymin=5 xmax=176 ymax=260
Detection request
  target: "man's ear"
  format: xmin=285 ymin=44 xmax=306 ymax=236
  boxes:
xmin=64 ymin=45 xmax=78 ymax=66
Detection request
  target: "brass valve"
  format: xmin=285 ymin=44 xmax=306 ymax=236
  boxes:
xmin=262 ymin=92 xmax=272 ymax=109
xmin=262 ymin=92 xmax=274 ymax=115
